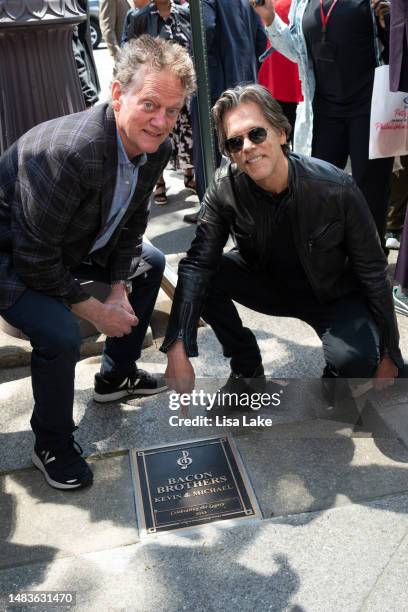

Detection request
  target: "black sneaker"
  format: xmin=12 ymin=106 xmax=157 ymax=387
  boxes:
xmin=93 ymin=369 xmax=167 ymax=403
xmin=209 ymin=365 xmax=266 ymax=412
xmin=32 ymin=437 xmax=93 ymax=490
xmin=183 ymin=211 xmax=199 ymax=224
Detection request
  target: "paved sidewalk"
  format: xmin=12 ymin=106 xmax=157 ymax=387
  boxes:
xmin=1 ymin=50 xmax=408 ymax=608
xmin=1 ymin=161 xmax=408 ymax=611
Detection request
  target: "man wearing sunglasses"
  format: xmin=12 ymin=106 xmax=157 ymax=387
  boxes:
xmin=161 ymin=83 xmax=403 ymax=398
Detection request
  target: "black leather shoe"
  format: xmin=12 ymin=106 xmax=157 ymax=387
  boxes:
xmin=320 ymin=368 xmax=362 ymax=426
xmin=183 ymin=211 xmax=200 ymax=224
xmin=208 ymin=365 xmax=266 ymax=412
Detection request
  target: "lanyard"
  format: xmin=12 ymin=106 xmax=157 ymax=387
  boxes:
xmin=319 ymin=0 xmax=339 ymax=41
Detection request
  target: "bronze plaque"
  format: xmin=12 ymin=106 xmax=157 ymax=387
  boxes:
xmin=131 ymin=436 xmax=260 ymax=535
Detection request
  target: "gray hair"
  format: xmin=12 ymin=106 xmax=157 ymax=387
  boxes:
xmin=212 ymin=84 xmax=292 ymax=156
xmin=114 ymin=35 xmax=196 ymax=97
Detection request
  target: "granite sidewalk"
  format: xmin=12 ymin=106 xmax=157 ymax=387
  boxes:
xmin=1 ymin=167 xmax=408 ymax=612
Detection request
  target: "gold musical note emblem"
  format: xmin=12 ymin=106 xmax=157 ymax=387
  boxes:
xmin=177 ymin=450 xmax=192 ymax=470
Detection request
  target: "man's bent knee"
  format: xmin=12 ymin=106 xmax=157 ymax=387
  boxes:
xmin=140 ymin=248 xmax=166 ymax=283
xmin=37 ymin=320 xmax=81 ymax=359
xmin=330 ymin=348 xmax=380 ymax=379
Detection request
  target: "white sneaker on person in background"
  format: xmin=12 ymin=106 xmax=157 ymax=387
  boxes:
xmin=385 ymin=232 xmax=401 ymax=250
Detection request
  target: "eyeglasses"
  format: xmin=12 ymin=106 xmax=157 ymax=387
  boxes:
xmin=224 ymin=127 xmax=268 ymax=154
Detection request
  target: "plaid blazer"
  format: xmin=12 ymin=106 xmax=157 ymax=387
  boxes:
xmin=0 ymin=104 xmax=171 ymax=310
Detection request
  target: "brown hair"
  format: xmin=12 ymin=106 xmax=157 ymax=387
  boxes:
xmin=212 ymin=84 xmax=292 ymax=156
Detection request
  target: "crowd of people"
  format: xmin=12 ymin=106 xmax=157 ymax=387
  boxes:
xmin=0 ymin=0 xmax=407 ymax=491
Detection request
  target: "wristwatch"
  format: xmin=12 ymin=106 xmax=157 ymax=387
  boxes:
xmin=111 ymin=280 xmax=133 ymax=295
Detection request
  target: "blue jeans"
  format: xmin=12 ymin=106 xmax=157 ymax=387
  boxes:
xmin=0 ymin=242 xmax=165 ymax=445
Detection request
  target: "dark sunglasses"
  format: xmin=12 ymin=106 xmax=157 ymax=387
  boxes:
xmin=224 ymin=127 xmax=268 ymax=154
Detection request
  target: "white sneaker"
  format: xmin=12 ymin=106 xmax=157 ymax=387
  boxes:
xmin=393 ymin=286 xmax=408 ymax=316
xmin=385 ymin=232 xmax=401 ymax=250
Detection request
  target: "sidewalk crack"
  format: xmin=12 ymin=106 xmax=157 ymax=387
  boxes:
xmin=358 ymin=526 xmax=408 ymax=611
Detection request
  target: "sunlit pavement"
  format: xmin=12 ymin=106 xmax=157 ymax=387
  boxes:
xmin=0 ymin=44 xmax=408 ymax=612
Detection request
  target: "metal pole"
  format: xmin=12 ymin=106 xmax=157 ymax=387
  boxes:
xmin=0 ymin=0 xmax=86 ymax=153
xmin=189 ymin=0 xmax=216 ymax=191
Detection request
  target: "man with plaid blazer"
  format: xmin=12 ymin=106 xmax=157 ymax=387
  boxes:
xmin=0 ymin=36 xmax=196 ymax=490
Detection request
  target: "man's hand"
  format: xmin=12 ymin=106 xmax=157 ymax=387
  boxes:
xmin=165 ymin=340 xmax=195 ymax=394
xmin=94 ymin=303 xmax=138 ymax=337
xmin=251 ymin=0 xmax=275 ymax=27
xmin=105 ymin=282 xmax=136 ymax=316
xmin=373 ymin=355 xmax=398 ymax=390
xmin=71 ymin=294 xmax=138 ymax=338
xmin=371 ymin=0 xmax=390 ymax=28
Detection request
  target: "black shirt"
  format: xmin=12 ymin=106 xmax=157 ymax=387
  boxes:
xmin=249 ymin=180 xmax=316 ymax=302
xmin=303 ymin=0 xmax=377 ymax=116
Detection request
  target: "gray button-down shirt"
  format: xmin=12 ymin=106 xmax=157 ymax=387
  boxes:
xmin=90 ymin=130 xmax=147 ymax=254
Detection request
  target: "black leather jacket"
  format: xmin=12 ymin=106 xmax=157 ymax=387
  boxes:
xmin=161 ymin=153 xmax=402 ymax=368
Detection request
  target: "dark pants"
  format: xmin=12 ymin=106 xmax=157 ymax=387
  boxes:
xmin=202 ymin=250 xmax=380 ymax=378
xmin=311 ymin=112 xmax=394 ymax=242
xmin=0 ymin=242 xmax=165 ymax=445
xmin=387 ymin=155 xmax=408 ymax=232
xmin=395 ymin=205 xmax=408 ymax=289
xmin=277 ymin=100 xmax=298 ymax=148
xmin=392 ymin=157 xmax=408 ymax=289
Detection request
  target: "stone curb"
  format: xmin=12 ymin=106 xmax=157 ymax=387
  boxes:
xmin=0 ymin=326 xmax=154 ymax=369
